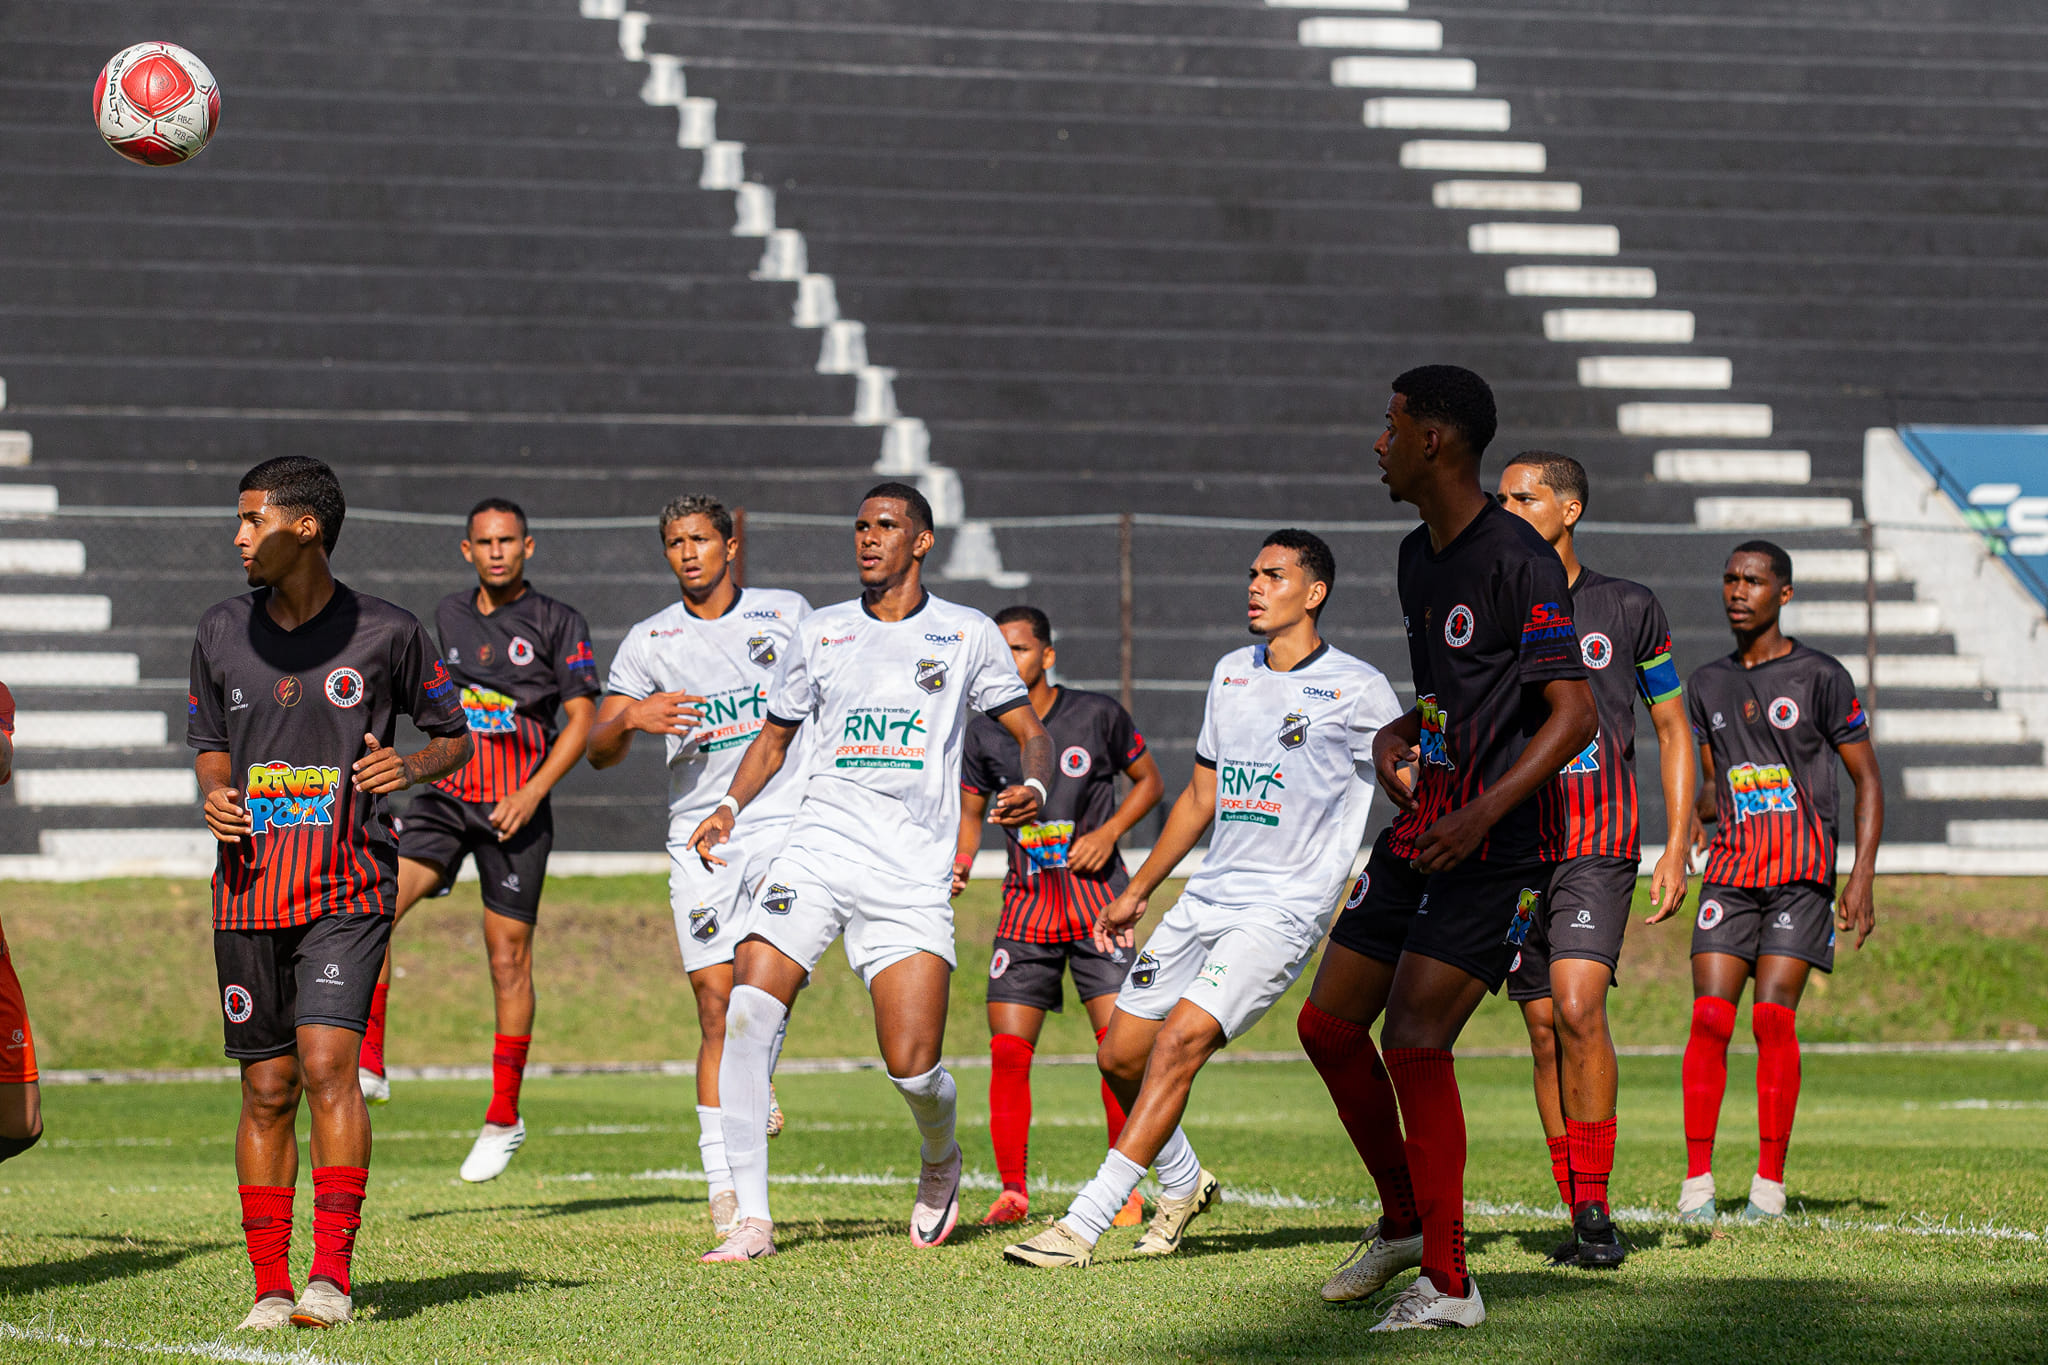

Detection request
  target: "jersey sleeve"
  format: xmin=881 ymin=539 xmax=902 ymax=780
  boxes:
xmin=1508 ymin=552 xmax=1585 ymax=685
xmin=1347 ymin=668 xmax=1406 ymax=763
xmin=1632 ymin=589 xmax=1683 ymax=706
xmin=1818 ymin=660 xmax=1871 ymax=749
xmin=553 ymin=604 xmax=602 ymax=703
xmin=764 ymin=633 xmax=820 ymax=726
xmin=968 ymin=616 xmax=1030 ymax=717
xmin=1685 ymin=669 xmax=1711 ymax=744
xmin=185 ymin=628 xmax=228 ymax=753
xmin=604 ymin=628 xmax=658 ymax=701
xmin=1108 ymin=699 xmax=1147 ymax=770
xmin=1193 ymin=668 xmax=1223 ymax=769
xmin=397 ymin=619 xmax=468 ymax=738
xmin=959 ymin=718 xmax=1002 ymax=795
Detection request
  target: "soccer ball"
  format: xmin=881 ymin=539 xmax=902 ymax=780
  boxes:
xmin=93 ymin=42 xmax=220 ymax=166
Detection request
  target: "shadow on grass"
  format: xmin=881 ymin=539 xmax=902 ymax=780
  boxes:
xmin=407 ymin=1192 xmax=697 ymax=1223
xmin=0 ymin=1235 xmax=230 ymax=1298
xmin=362 ymin=1270 xmax=589 ymax=1323
xmin=1168 ymin=1225 xmax=1362 ymax=1259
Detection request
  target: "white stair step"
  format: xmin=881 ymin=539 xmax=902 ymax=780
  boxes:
xmin=1270 ymin=0 xmax=1408 ymax=8
xmin=1780 ymin=599 xmax=1942 ymax=635
xmin=1619 ymin=403 xmax=1771 ymax=438
xmin=1508 ymin=265 xmax=1655 ymax=298
xmin=12 ymin=768 xmax=197 ymax=806
xmin=1332 ymin=56 xmax=1474 ymax=89
xmin=1841 ymin=654 xmax=1980 ymax=689
xmin=1875 ymin=708 xmax=2024 ymax=745
xmin=1434 ymin=180 xmax=1579 ymax=211
xmin=1906 ymin=767 xmax=2048 ymax=801
xmin=12 ymin=711 xmax=168 ymax=749
xmin=1366 ymin=98 xmax=1510 ymax=130
xmin=1579 ymin=356 xmax=1731 ymax=389
xmin=0 ymin=651 xmax=140 ymax=686
xmin=1400 ymin=140 xmax=1544 ymax=173
xmin=0 ymin=540 xmax=86 ymax=574
xmin=0 ymin=594 xmax=112 ymax=632
xmin=0 ymin=432 xmax=29 ymax=467
xmin=1470 ymin=223 xmax=1616 ymax=255
xmin=1544 ymin=309 xmax=1693 ymax=343
xmin=1693 ymin=496 xmax=1852 ymax=530
xmin=0 ymin=485 xmax=58 ymax=518
xmin=1794 ymin=547 xmax=1900 ymax=583
xmin=1653 ymin=450 xmax=1809 ymax=484
xmin=38 ymin=828 xmax=215 ymax=861
xmin=1946 ymin=820 xmax=2048 ymax=849
xmin=1299 ymin=17 xmax=1441 ymax=48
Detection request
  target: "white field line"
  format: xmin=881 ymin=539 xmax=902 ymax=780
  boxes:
xmin=0 ymin=1322 xmax=363 ymax=1365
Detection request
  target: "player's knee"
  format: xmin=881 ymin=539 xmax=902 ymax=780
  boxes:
xmin=1523 ymin=1015 xmax=1557 ymax=1061
xmin=1690 ymin=994 xmax=1737 ymax=1043
xmin=725 ymin=984 xmax=781 ymax=1048
xmin=242 ymin=1073 xmax=300 ymax=1120
xmin=1149 ymin=1022 xmax=1214 ymax=1083
xmin=1096 ymin=1036 xmax=1144 ymax=1086
xmin=1553 ymin=992 xmax=1608 ymax=1043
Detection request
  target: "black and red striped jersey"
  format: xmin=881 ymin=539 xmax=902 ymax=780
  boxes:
xmin=187 ymin=584 xmax=467 ymax=931
xmin=428 ymin=585 xmax=599 ymax=804
xmin=1388 ymin=501 xmax=1586 ymax=865
xmin=1686 ymin=642 xmax=1869 ymax=887
xmin=1550 ymin=569 xmax=1683 ymax=860
xmin=0 ymin=679 xmax=12 ymax=737
xmin=961 ymin=687 xmax=1145 ymax=943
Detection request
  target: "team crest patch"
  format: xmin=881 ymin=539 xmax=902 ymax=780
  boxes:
xmin=989 ymin=947 xmax=1011 ymax=980
xmin=689 ymin=906 xmax=719 ymax=943
xmin=223 ymin=985 xmax=253 ymax=1024
xmin=914 ymin=658 xmax=948 ymax=694
xmin=1344 ymin=872 xmax=1370 ymax=911
xmin=1698 ymin=898 xmax=1725 ymax=930
xmin=1444 ymin=603 xmax=1475 ymax=649
xmin=509 ymin=635 xmax=535 ymax=667
xmin=1504 ymin=887 xmax=1540 ymax=947
xmin=761 ymin=883 xmax=797 ymax=916
xmin=1131 ymin=950 xmax=1159 ymax=989
xmin=1061 ymin=745 xmax=1092 ymax=778
xmin=747 ymin=634 xmax=776 ymax=668
xmin=274 ymin=676 xmax=301 ymax=707
xmin=324 ymin=667 xmax=364 ymax=708
xmin=1510 ymin=951 xmax=1522 ymax=974
xmin=1581 ymin=632 xmax=1613 ymax=670
xmin=1278 ymin=712 xmax=1309 ymax=750
xmin=1768 ymin=696 xmax=1801 ymax=730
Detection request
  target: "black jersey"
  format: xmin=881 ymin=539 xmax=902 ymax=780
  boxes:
xmin=961 ymin=687 xmax=1146 ymax=943
xmin=1686 ymin=642 xmax=1869 ymax=888
xmin=188 ymin=584 xmax=467 ymax=931
xmin=1553 ymin=569 xmax=1683 ymax=860
xmin=429 ymin=585 xmax=599 ymax=804
xmin=1388 ymin=501 xmax=1586 ymax=865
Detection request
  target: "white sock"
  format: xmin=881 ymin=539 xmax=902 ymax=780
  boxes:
xmin=718 ymin=985 xmax=786 ymax=1224
xmin=696 ymin=1104 xmax=732 ymax=1193
xmin=769 ymin=1012 xmax=789 ymax=1077
xmin=888 ymin=1063 xmax=959 ymax=1165
xmin=1749 ymin=1173 xmax=1787 ymax=1216
xmin=1153 ymin=1126 xmax=1204 ymax=1202
xmin=1065 ymin=1149 xmax=1146 ymax=1243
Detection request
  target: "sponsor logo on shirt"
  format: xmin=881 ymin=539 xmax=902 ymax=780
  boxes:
xmin=188 ymin=691 xmax=201 ymax=718
xmin=476 ymin=642 xmax=495 ymax=666
xmin=1845 ymin=697 xmax=1866 ymax=730
xmin=913 ymin=658 xmax=949 ymax=694
xmin=461 ymin=686 xmax=518 ymax=734
xmin=924 ymin=632 xmax=965 ymax=645
xmin=565 ymin=640 xmax=596 ymax=673
xmin=508 ymin=635 xmax=535 ymax=667
xmin=423 ymin=661 xmax=456 ymax=704
xmin=747 ymin=634 xmax=777 ymax=668
xmin=1504 ymin=887 xmax=1541 ymax=946
xmin=1217 ymin=759 xmax=1285 ymax=825
xmin=695 ymin=685 xmax=771 ymax=752
xmin=1019 ymin=820 xmax=1075 ymax=873
xmin=1561 ymin=730 xmax=1601 ymax=775
xmin=1768 ymin=696 xmax=1801 ymax=730
xmin=1698 ymin=898 xmax=1724 ymax=930
xmin=1444 ymin=603 xmax=1475 ymax=648
xmin=230 ymin=687 xmax=247 ymax=711
xmin=1277 ymin=712 xmax=1309 ymax=751
xmin=274 ymin=677 xmax=302 ymax=708
xmin=1743 ymin=698 xmax=1762 ymax=725
xmin=1222 ymin=676 xmax=1250 ymax=687
xmin=1060 ymin=745 xmax=1092 ymax=777
xmin=1728 ymin=762 xmax=1799 ymax=821
xmin=821 ymin=632 xmax=857 ymax=647
xmin=243 ymin=761 xmax=342 ymax=835
xmin=1581 ymin=632 xmax=1613 ymax=669
xmin=744 ymin=609 xmax=783 ymax=620
xmin=836 ymin=707 xmax=928 ymax=769
xmin=1302 ymin=685 xmax=1343 ymax=701
xmin=1417 ymin=695 xmax=1453 ymax=769
xmin=1521 ymin=602 xmax=1575 ymax=644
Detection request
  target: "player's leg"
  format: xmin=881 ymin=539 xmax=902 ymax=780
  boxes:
xmin=704 ymin=928 xmax=815 ymax=1262
xmin=1747 ymin=939 xmax=1819 ymax=1221
xmin=1074 ymin=950 xmax=1144 ymax=1227
xmin=366 ymin=784 xmax=470 ymax=1103
xmin=1506 ymin=900 xmax=1570 ymax=1213
xmin=1683 ymin=885 xmax=1759 ymax=1220
xmin=983 ymin=994 xmax=1047 ymax=1224
xmin=868 ymin=948 xmax=966 ymax=1248
xmin=1549 ymin=957 xmax=1622 ymax=1264
xmin=218 ymin=925 xmax=302 ymax=1330
xmin=455 ymin=816 xmax=547 ymax=1182
xmin=0 ymin=938 xmax=44 ymax=1163
xmin=358 ymin=856 xmax=446 ymax=1104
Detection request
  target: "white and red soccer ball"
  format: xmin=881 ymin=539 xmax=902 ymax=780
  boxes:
xmin=93 ymin=42 xmax=220 ymax=166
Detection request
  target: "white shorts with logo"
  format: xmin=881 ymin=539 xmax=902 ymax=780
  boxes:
xmin=747 ymin=843 xmax=956 ymax=987
xmin=1114 ymin=893 xmax=1317 ymax=1042
xmin=667 ymin=822 xmax=785 ymax=974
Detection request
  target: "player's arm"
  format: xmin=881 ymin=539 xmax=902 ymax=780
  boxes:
xmin=1836 ymin=738 xmax=1884 ymax=948
xmin=0 ymin=730 xmax=9 ymax=786
xmin=1642 ymin=694 xmax=1698 ymax=924
xmin=1094 ymin=761 xmax=1216 ymax=953
xmin=354 ymin=731 xmax=472 ymax=795
xmin=953 ymin=787 xmax=990 ymax=897
xmin=687 ymin=716 xmax=801 ymax=868
xmin=585 ymin=690 xmax=707 ymax=768
xmin=488 ymin=695 xmax=597 ymax=839
xmin=1691 ymin=739 xmax=1717 ymax=855
xmin=987 ymin=703 xmax=1053 ymax=827
xmin=1411 ymin=677 xmax=1596 ymax=874
xmin=1068 ymin=749 xmax=1165 ymax=875
xmin=1371 ymin=709 xmax=1424 ymax=813
xmin=195 ymin=749 xmax=250 ymax=842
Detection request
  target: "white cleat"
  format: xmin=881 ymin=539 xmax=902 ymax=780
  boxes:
xmin=459 ymin=1119 xmax=526 ymax=1183
xmin=909 ymin=1143 xmax=962 ymax=1248
xmin=1743 ymin=1173 xmax=1787 ymax=1221
xmin=236 ymin=1295 xmax=296 ymax=1331
xmin=358 ymin=1067 xmax=390 ymax=1105
xmin=702 ymin=1217 xmax=777 ymax=1262
xmin=288 ymin=1279 xmax=352 ymax=1329
xmin=1321 ymin=1219 xmax=1425 ymax=1302
xmin=1677 ymin=1172 xmax=1717 ymax=1223
xmin=1368 ymin=1275 xmax=1486 ymax=1332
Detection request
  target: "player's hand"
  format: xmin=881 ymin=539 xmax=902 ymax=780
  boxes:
xmin=1409 ymin=803 xmax=1489 ymax=875
xmin=1092 ymin=889 xmax=1145 ymax=954
xmin=689 ymin=808 xmax=735 ymax=869
xmin=1372 ymin=730 xmax=1419 ymax=814
xmin=352 ymin=734 xmax=412 ymax=795
xmin=203 ymin=785 xmax=252 ymax=842
xmin=489 ymin=785 xmax=545 ymax=840
xmin=1838 ymin=873 xmax=1877 ymax=948
xmin=1067 ymin=827 xmax=1117 ymax=874
xmin=949 ymin=858 xmax=973 ymax=897
xmin=988 ymin=783 xmax=1041 ymax=827
xmin=627 ymin=691 xmax=707 ymax=737
xmin=1643 ymin=845 xmax=1690 ymax=924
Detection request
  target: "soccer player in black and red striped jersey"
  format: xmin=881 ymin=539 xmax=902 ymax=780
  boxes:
xmin=1494 ymin=454 xmax=1695 ymax=1268
xmin=189 ymin=458 xmax=471 ymax=1331
xmin=1678 ymin=541 xmax=1882 ymax=1223
xmin=357 ymin=499 xmax=599 ymax=1186
xmin=952 ymin=606 xmax=1164 ymax=1227
xmin=0 ymin=679 xmax=45 ymax=1172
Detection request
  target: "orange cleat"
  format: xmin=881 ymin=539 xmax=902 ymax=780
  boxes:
xmin=1112 ymin=1191 xmax=1146 ymax=1227
xmin=981 ymin=1189 xmax=1031 ymax=1225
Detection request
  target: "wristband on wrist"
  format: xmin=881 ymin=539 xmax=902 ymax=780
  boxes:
xmin=716 ymin=794 xmax=741 ymax=818
xmin=1023 ymin=777 xmax=1048 ymax=805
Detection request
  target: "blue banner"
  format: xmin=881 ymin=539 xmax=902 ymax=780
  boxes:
xmin=1897 ymin=426 xmax=2048 ymax=609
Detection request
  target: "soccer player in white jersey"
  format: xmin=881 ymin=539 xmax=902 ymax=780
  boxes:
xmin=1005 ymin=530 xmax=1402 ymax=1268
xmin=586 ymin=494 xmax=811 ymax=1238
xmin=689 ymin=482 xmax=1054 ymax=1262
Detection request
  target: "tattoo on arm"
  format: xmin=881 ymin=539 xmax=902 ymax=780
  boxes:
xmin=403 ymin=734 xmax=473 ymax=787
xmin=1019 ymin=732 xmax=1054 ymax=790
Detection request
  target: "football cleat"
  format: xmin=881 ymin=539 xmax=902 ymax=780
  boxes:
xmin=1368 ymin=1275 xmax=1485 ymax=1332
xmin=236 ymin=1295 xmax=295 ymax=1331
xmin=1569 ymin=1203 xmax=1627 ymax=1268
xmin=458 ymin=1119 xmax=526 ymax=1183
xmin=288 ymin=1279 xmax=352 ymax=1329
xmin=910 ymin=1144 xmax=962 ymax=1248
xmin=1321 ymin=1219 xmax=1425 ymax=1302
xmin=1742 ymin=1174 xmax=1787 ymax=1221
xmin=765 ymin=1085 xmax=784 ymax=1138
xmin=1111 ymin=1190 xmax=1146 ymax=1228
xmin=981 ymin=1189 xmax=1030 ymax=1225
xmin=1132 ymin=1168 xmax=1219 ymax=1257
xmin=1002 ymin=1220 xmax=1096 ymax=1269
xmin=1677 ymin=1172 xmax=1717 ymax=1224
xmin=358 ymin=1067 xmax=390 ymax=1106
xmin=702 ymin=1218 xmax=777 ymax=1262
xmin=709 ymin=1189 xmax=742 ymax=1238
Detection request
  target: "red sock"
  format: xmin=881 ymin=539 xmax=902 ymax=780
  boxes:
xmin=308 ymin=1166 xmax=367 ymax=1295
xmin=1384 ymin=1047 xmax=1466 ymax=1297
xmin=988 ymin=1033 xmax=1033 ymax=1192
xmin=1682 ymin=996 xmax=1736 ymax=1178
xmin=1094 ymin=1027 xmax=1130 ymax=1149
xmin=237 ymin=1185 xmax=295 ymax=1302
xmin=1299 ymin=1002 xmax=1419 ymax=1240
xmin=1566 ymin=1116 xmax=1616 ymax=1214
xmin=485 ymin=1033 xmax=530 ymax=1127
xmin=359 ymin=983 xmax=388 ymax=1076
xmin=1546 ymin=1132 xmax=1572 ymax=1209
xmin=1752 ymin=1002 xmax=1801 ymax=1183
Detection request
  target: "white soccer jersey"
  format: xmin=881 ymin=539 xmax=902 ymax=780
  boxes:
xmin=605 ymin=587 xmax=814 ymax=838
xmin=1186 ymin=641 xmax=1404 ymax=937
xmin=765 ymin=592 xmax=1029 ymax=884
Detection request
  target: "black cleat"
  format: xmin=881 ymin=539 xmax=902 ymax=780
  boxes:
xmin=1571 ymin=1203 xmax=1628 ymax=1269
xmin=1546 ymin=1231 xmax=1580 ymax=1267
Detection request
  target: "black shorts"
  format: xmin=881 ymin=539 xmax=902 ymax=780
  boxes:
xmin=395 ymin=786 xmax=552 ymax=922
xmin=1506 ymin=855 xmax=1637 ymax=1002
xmin=1329 ymin=829 xmax=1555 ymax=993
xmin=1692 ymin=881 xmax=1836 ymax=973
xmin=987 ymin=935 xmax=1132 ymax=1012
xmin=214 ymin=912 xmax=393 ymax=1060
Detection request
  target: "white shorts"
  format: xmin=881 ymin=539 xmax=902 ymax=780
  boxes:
xmin=668 ymin=830 xmax=777 ymax=974
xmin=747 ymin=844 xmax=955 ymax=988
xmin=1114 ymin=893 xmax=1317 ymax=1042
